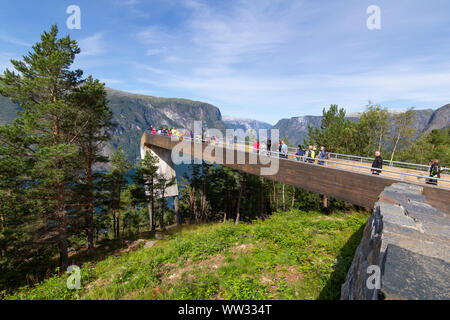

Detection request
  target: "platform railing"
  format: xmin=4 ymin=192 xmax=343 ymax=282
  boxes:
xmin=145 ymin=131 xmax=450 ymax=188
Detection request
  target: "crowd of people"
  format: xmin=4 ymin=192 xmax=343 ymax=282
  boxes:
xmin=148 ymin=125 xmax=445 ymax=185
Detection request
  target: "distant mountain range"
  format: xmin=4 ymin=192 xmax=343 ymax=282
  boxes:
xmin=1 ymin=87 xmax=449 ymax=160
xmin=272 ymin=105 xmax=450 ymax=146
xmin=222 ymin=115 xmax=272 ymax=133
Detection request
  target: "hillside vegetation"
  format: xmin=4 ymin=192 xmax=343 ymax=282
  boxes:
xmin=5 ymin=210 xmax=368 ymax=300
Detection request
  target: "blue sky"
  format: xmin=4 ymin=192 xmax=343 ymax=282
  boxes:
xmin=1 ymin=0 xmax=450 ymax=124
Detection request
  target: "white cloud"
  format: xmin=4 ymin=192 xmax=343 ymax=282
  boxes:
xmin=100 ymin=78 xmax=124 ymax=85
xmin=0 ymin=32 xmax=32 ymax=47
xmin=137 ymin=66 xmax=450 ymax=120
xmin=78 ymin=34 xmax=106 ymax=57
xmin=134 ymin=63 xmax=167 ymax=75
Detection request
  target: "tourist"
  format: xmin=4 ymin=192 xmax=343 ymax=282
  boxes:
xmin=261 ymin=140 xmax=267 ymax=155
xmin=307 ymin=146 xmax=315 ymax=163
xmin=267 ymin=139 xmax=272 ymax=156
xmin=296 ymin=145 xmax=304 ymax=162
xmin=253 ymin=139 xmax=260 ymax=153
xmin=318 ymin=146 xmax=326 ymax=165
xmin=426 ymin=159 xmax=443 ymax=185
xmin=281 ymin=140 xmax=288 ymax=159
xmin=278 ymin=140 xmax=282 ymax=158
xmin=228 ymin=135 xmax=234 ymax=148
xmin=371 ymin=151 xmax=383 ymax=175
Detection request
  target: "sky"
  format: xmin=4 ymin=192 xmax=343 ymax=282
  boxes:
xmin=1 ymin=0 xmax=450 ymax=124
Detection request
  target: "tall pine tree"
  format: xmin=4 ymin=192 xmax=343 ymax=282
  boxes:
xmin=0 ymin=25 xmax=84 ymax=268
xmin=69 ymin=76 xmax=115 ymax=251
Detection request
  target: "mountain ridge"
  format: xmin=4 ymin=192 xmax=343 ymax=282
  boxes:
xmin=1 ymin=87 xmax=448 ymax=158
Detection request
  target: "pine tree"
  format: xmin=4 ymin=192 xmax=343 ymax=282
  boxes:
xmin=0 ymin=25 xmax=84 ymax=268
xmin=155 ymin=175 xmax=176 ymax=231
xmin=131 ymin=150 xmax=160 ymax=231
xmin=69 ymin=76 xmax=115 ymax=251
xmin=108 ymin=147 xmax=132 ymax=239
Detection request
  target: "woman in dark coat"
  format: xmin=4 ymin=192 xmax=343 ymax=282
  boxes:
xmin=371 ymin=151 xmax=383 ymax=175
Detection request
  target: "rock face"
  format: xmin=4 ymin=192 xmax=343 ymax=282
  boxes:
xmin=425 ymin=104 xmax=450 ymax=133
xmin=106 ymin=88 xmax=226 ymax=162
xmin=0 ymin=88 xmax=227 ymax=162
xmin=341 ymin=183 xmax=450 ymax=300
xmin=272 ymin=116 xmax=324 ymax=146
xmin=222 ymin=115 xmax=273 ymax=133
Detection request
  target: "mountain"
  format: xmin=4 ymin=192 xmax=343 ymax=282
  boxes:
xmin=0 ymin=88 xmax=226 ymax=163
xmin=222 ymin=115 xmax=273 ymax=133
xmin=425 ymin=104 xmax=450 ymax=132
xmin=273 ymin=105 xmax=450 ymax=146
xmin=1 ymin=88 xmax=449 ymax=159
xmin=272 ymin=116 xmax=324 ymax=146
xmin=106 ymin=88 xmax=226 ymax=162
xmin=0 ymin=95 xmax=20 ymax=125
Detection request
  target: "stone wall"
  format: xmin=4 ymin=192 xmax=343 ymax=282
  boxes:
xmin=341 ymin=183 xmax=449 ymax=300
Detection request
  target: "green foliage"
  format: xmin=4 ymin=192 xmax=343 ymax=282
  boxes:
xmin=396 ymin=128 xmax=450 ymax=166
xmin=5 ymin=210 xmax=368 ymax=300
xmin=354 ymin=102 xmax=390 ymax=156
xmin=389 ymin=108 xmax=417 ymax=162
xmin=307 ymin=105 xmax=357 ymax=154
xmin=0 ymin=24 xmax=85 ymax=275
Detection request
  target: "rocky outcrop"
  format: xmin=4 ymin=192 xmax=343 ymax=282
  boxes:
xmin=341 ymin=183 xmax=449 ymax=300
xmin=425 ymin=104 xmax=450 ymax=132
xmin=222 ymin=115 xmax=273 ymax=133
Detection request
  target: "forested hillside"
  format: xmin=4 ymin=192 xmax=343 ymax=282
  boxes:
xmin=0 ymin=87 xmax=226 ymax=163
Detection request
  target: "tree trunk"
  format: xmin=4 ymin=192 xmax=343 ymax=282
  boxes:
xmin=148 ymin=201 xmax=154 ymax=231
xmin=85 ymin=134 xmax=95 ymax=252
xmin=235 ymin=181 xmax=244 ymax=225
xmin=116 ymin=191 xmax=121 ymax=239
xmin=151 ymin=184 xmax=155 ymax=231
xmin=323 ymin=195 xmax=328 ymax=208
xmin=174 ymin=195 xmax=181 ymax=226
xmin=378 ymin=133 xmax=383 ymax=152
xmin=57 ymin=179 xmax=69 ymax=269
xmin=159 ymin=198 xmax=165 ymax=231
xmin=0 ymin=212 xmax=5 ymax=231
xmin=112 ymin=210 xmax=116 ymax=240
xmin=390 ymin=132 xmax=401 ymax=165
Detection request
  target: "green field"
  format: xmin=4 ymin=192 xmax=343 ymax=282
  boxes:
xmin=5 ymin=210 xmax=368 ymax=300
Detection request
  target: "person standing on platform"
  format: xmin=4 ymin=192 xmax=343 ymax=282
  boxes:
xmin=371 ymin=151 xmax=383 ymax=175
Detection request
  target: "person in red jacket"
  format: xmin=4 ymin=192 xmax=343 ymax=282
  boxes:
xmin=253 ymin=139 xmax=260 ymax=153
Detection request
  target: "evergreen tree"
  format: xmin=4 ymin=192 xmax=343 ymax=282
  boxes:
xmin=69 ymin=76 xmax=115 ymax=251
xmin=307 ymin=104 xmax=356 ymax=154
xmin=108 ymin=147 xmax=132 ymax=239
xmin=0 ymin=25 xmax=83 ymax=268
xmin=155 ymin=174 xmax=176 ymax=231
xmin=130 ymin=150 xmax=160 ymax=231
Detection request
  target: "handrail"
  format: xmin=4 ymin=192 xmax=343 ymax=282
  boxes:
xmin=146 ymin=131 xmax=450 ymax=188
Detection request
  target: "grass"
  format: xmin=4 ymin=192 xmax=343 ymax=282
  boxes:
xmin=5 ymin=209 xmax=368 ymax=300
